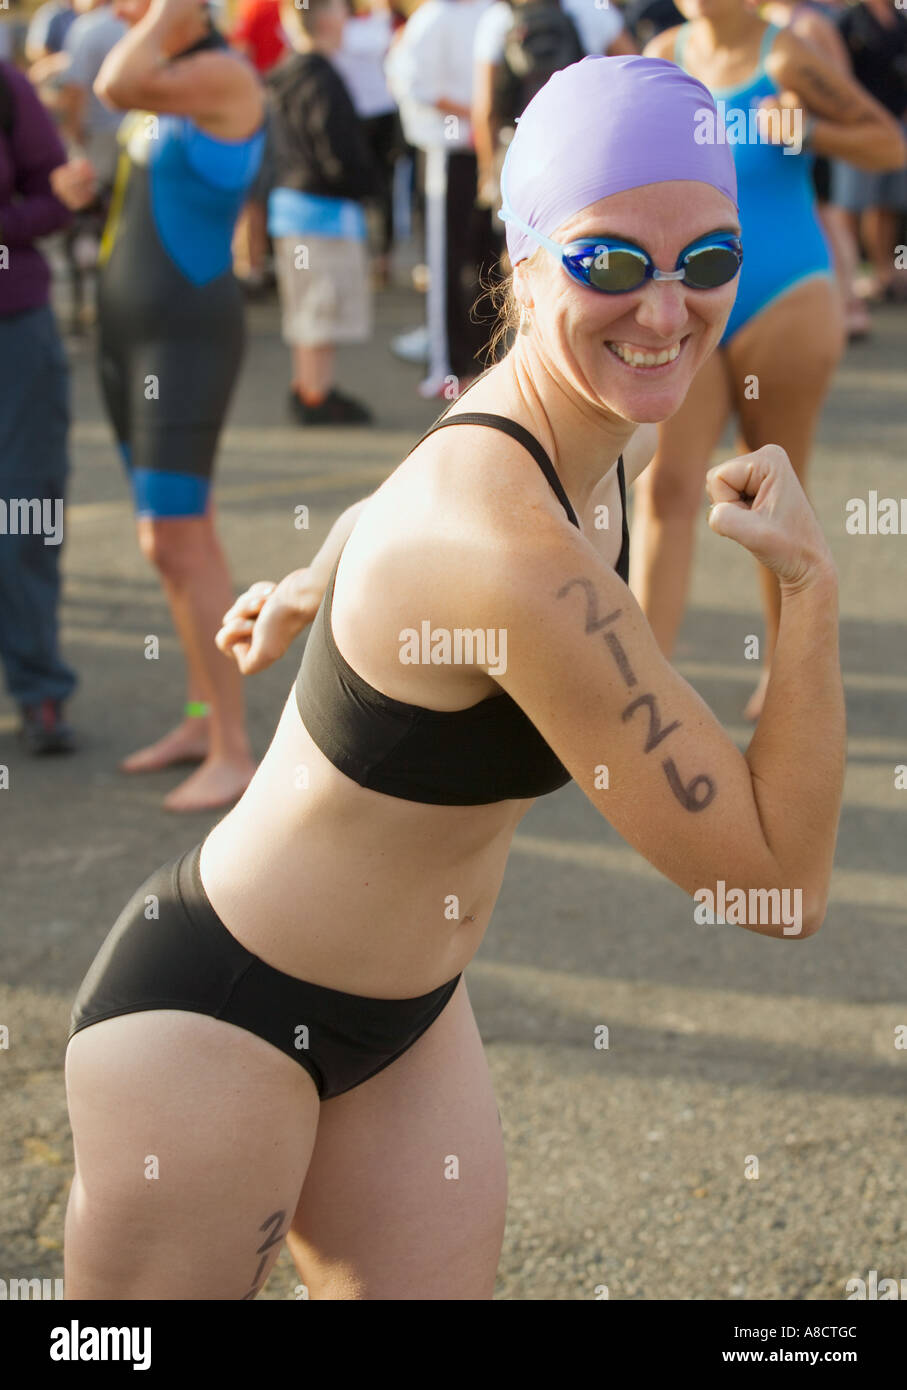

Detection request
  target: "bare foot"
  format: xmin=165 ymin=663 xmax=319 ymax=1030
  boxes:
xmin=163 ymin=754 xmax=256 ymax=813
xmin=743 ymin=670 xmax=770 ymax=723
xmin=120 ymin=720 xmax=210 ymax=773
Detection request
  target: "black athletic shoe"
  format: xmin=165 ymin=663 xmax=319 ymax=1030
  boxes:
xmin=287 ymin=389 xmax=309 ymax=424
xmin=297 ymin=389 xmax=373 ymax=426
xmin=19 ymin=699 xmax=78 ymax=755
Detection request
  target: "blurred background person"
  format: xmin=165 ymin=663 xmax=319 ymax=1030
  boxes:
xmin=473 ymin=0 xmax=636 ymax=258
xmin=753 ymin=0 xmax=869 ymax=338
xmin=0 ymin=59 xmax=77 ymax=752
xmin=228 ymin=0 xmax=287 ymax=293
xmin=230 ymin=0 xmax=287 ymax=73
xmin=630 ymin=0 xmax=905 ymax=722
xmin=51 ymin=0 xmax=265 ymax=811
xmin=0 ymin=0 xmax=28 ymax=68
xmin=623 ymin=0 xmax=683 ymax=48
xmin=386 ymin=0 xmax=497 ymax=399
xmin=333 ymin=0 xmax=403 ymax=289
xmin=829 ymin=0 xmax=907 ymax=305
xmin=26 ymin=0 xmax=77 ymax=67
xmin=266 ymin=0 xmax=379 ymax=423
xmin=56 ymin=0 xmax=127 ymax=334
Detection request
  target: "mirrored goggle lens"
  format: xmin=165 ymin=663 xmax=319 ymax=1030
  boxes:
xmin=682 ymin=245 xmax=741 ymax=289
xmin=577 ymin=246 xmax=649 ymax=292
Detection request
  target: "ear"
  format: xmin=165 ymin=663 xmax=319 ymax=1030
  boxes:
xmin=512 ymin=260 xmax=535 ymax=311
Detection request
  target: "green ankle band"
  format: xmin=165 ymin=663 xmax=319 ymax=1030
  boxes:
xmin=184 ymin=701 xmax=210 ymax=718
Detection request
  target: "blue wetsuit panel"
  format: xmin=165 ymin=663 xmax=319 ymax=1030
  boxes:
xmin=150 ymin=116 xmax=266 ymax=285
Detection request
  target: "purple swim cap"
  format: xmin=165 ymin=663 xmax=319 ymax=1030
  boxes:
xmin=500 ymin=55 xmax=739 ymax=266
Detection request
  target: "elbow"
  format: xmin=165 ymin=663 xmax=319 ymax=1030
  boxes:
xmin=795 ymin=889 xmax=829 ymax=940
xmin=778 ymin=886 xmax=828 ymax=941
xmin=701 ymin=870 xmax=828 ymax=940
xmin=869 ymin=120 xmax=907 ymax=173
xmin=93 ymin=74 xmax=132 ymax=112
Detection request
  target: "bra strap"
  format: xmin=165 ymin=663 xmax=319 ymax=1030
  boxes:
xmin=410 ymin=411 xmax=580 ymax=529
xmin=616 ymin=452 xmax=629 ymax=576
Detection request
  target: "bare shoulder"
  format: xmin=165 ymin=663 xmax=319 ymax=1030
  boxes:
xmin=643 ymin=26 xmax=682 ymax=62
xmin=792 ymin=11 xmax=852 ymax=72
xmin=766 ymin=25 xmax=868 ymax=115
xmin=356 ymin=418 xmax=578 ymax=567
xmin=117 ymin=47 xmax=264 ymax=136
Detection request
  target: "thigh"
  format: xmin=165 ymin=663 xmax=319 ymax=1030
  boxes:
xmin=65 ymin=1010 xmax=320 ymax=1299
xmin=726 ymin=277 xmax=844 ymax=476
xmin=287 ymin=976 xmax=507 ymax=1300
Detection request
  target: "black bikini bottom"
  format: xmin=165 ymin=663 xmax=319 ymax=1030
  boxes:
xmin=68 ymin=843 xmax=461 ymax=1100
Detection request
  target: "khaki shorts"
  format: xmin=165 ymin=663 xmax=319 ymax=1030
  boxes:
xmin=274 ymin=235 xmax=372 ymax=347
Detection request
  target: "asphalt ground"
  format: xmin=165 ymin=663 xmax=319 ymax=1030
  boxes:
xmin=1 ymin=250 xmax=905 ymax=1302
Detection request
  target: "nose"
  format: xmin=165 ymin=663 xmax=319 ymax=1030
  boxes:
xmin=631 ymin=278 xmax=691 ymax=340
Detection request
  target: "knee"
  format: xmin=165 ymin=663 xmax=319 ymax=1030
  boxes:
xmin=137 ymin=521 xmax=209 ymax=579
xmin=635 ymin=457 xmax=706 ymax=520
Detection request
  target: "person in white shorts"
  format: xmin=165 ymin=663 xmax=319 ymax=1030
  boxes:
xmin=472 ymin=0 xmax=636 ymax=223
xmin=267 ymin=0 xmax=379 ymax=425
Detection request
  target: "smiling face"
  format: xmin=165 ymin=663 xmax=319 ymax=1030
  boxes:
xmin=511 ymin=180 xmax=741 ymax=424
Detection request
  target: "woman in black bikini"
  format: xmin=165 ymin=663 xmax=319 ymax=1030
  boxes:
xmin=65 ymin=55 xmax=845 ymax=1300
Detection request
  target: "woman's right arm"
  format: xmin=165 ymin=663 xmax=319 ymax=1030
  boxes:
xmin=480 ymin=445 xmax=845 ymax=938
xmin=215 ymin=495 xmax=373 ymax=673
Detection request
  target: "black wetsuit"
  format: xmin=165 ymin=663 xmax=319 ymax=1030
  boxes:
xmin=96 ymin=31 xmax=265 ymax=518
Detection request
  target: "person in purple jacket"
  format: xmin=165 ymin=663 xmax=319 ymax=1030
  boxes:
xmin=0 ymin=61 xmax=78 ymax=753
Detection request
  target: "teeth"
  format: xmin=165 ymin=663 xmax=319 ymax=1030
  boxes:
xmin=607 ymin=341 xmax=681 ymax=367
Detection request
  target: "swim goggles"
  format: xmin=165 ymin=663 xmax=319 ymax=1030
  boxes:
xmin=498 ymin=200 xmax=743 ymax=294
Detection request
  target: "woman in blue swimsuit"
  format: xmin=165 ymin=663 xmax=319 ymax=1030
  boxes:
xmin=629 ymin=0 xmax=903 ymax=719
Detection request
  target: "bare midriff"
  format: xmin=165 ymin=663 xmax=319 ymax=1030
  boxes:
xmin=199 ymin=693 xmax=535 ymax=999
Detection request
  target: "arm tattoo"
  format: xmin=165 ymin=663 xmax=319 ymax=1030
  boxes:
xmin=799 ymin=62 xmax=857 ymax=118
xmin=556 ymin=576 xmax=717 ymax=812
xmin=242 ymin=1209 xmax=289 ymax=1300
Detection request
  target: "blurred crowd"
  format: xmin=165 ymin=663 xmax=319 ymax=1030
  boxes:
xmin=1 ymin=0 xmax=905 ymax=765
xmin=8 ymin=1 xmax=907 ymax=399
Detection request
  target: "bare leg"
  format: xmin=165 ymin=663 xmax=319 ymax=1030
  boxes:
xmin=125 ymin=513 xmax=256 ymax=811
xmin=725 ymin=276 xmax=845 ymax=720
xmin=860 ymin=206 xmax=897 ymax=297
xmin=630 ymin=348 xmax=734 ymax=657
xmin=289 ymin=979 xmax=507 ymax=1299
xmin=819 ymin=203 xmax=870 ymax=335
xmin=292 ymin=344 xmax=335 ymax=405
xmin=65 ymin=1012 xmax=319 ymax=1298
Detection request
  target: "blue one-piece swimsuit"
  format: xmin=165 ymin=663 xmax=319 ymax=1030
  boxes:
xmin=674 ymin=21 xmax=833 ymax=345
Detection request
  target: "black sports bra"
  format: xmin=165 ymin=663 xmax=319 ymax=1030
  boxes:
xmin=294 ymin=412 xmax=629 ymax=805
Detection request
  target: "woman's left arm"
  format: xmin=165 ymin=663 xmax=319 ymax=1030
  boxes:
xmin=95 ymin=0 xmax=262 ymax=140
xmin=765 ymin=30 xmax=906 ymax=172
